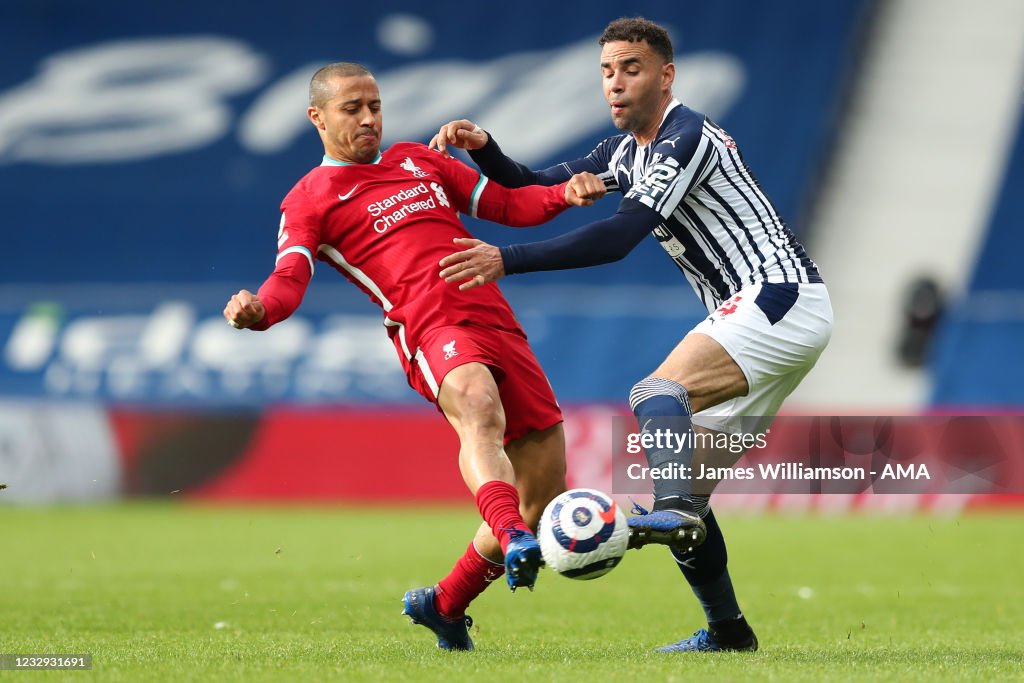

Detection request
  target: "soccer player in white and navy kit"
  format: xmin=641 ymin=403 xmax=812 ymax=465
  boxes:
xmin=223 ymin=63 xmax=607 ymax=651
xmin=433 ymin=18 xmax=833 ymax=653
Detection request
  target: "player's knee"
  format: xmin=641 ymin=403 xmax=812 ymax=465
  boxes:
xmin=628 ymin=375 xmax=691 ymax=413
xmin=449 ymin=385 xmax=505 ymax=434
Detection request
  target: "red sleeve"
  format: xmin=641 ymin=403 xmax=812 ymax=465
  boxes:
xmin=426 ymin=147 xmax=570 ymax=227
xmin=471 ymin=174 xmax=570 ymax=227
xmin=250 ymin=187 xmax=320 ymax=330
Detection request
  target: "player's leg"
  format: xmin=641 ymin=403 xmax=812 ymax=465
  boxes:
xmin=655 ymin=435 xmax=756 ymax=652
xmin=652 ymin=331 xmax=750 ymax=413
xmin=505 ymin=422 xmax=567 ymax=531
xmin=662 ymin=348 xmax=829 ymax=652
xmin=477 ymin=326 xmax=567 ymax=588
xmin=628 ymin=281 xmax=832 ymax=546
xmin=654 ymin=370 xmax=822 ymax=653
xmin=478 ymin=328 xmax=567 ymax=541
xmin=651 ymin=283 xmax=833 ymax=653
xmin=435 ymin=361 xmax=540 ymax=564
xmin=658 ymin=508 xmax=758 ymax=653
xmin=403 ymin=326 xmax=566 ymax=648
xmin=403 ymin=361 xmax=516 ymax=650
xmin=402 ymin=357 xmax=537 ymax=649
xmin=431 ymin=424 xmax=566 ymax=623
xmin=431 ymin=326 xmax=567 ymax=626
xmin=472 ymin=422 xmax=566 ymax=553
xmin=626 ymin=331 xmax=748 ymax=549
xmin=471 ymin=422 xmax=566 ymax=549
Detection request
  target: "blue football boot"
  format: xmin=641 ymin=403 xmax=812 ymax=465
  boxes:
xmin=503 ymin=529 xmax=544 ymax=591
xmin=401 ymin=586 xmax=474 ymax=651
xmin=656 ymin=628 xmax=759 ymax=653
xmin=626 ymin=501 xmax=706 ymax=552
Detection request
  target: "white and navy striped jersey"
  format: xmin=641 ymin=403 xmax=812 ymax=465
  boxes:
xmin=477 ymin=100 xmax=823 ymax=313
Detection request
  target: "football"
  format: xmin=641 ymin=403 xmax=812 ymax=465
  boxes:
xmin=538 ymin=488 xmax=629 ymax=580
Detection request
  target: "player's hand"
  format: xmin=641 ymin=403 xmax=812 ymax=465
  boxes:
xmin=429 ymin=120 xmax=489 ymax=156
xmin=565 ymin=171 xmax=606 ymax=207
xmin=439 ymin=238 xmax=505 ymax=291
xmin=223 ymin=289 xmax=265 ymax=329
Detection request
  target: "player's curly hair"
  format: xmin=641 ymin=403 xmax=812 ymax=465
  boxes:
xmin=599 ymin=17 xmax=674 ymax=64
xmin=309 ymin=62 xmax=373 ymax=107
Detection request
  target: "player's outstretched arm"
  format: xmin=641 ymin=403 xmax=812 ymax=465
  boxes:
xmin=440 ymin=199 xmax=661 ymax=290
xmin=473 ymin=171 xmax=606 ymax=228
xmin=430 ymin=119 xmax=588 ymax=188
xmin=224 ymin=289 xmax=265 ymax=329
xmin=223 ymin=255 xmax=312 ymax=331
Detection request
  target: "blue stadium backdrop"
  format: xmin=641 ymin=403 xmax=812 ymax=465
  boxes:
xmin=0 ymin=0 xmax=870 ymax=408
xmin=930 ymin=101 xmax=1024 ymax=407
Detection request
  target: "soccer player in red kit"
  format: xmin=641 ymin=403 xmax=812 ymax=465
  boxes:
xmin=223 ymin=62 xmax=605 ymax=651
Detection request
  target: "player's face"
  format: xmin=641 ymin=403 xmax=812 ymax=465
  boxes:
xmin=600 ymin=41 xmax=673 ymax=136
xmin=309 ymin=75 xmax=383 ymax=164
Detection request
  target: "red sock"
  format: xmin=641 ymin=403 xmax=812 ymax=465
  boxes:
xmin=474 ymin=480 xmax=532 ymax=553
xmin=434 ymin=543 xmax=505 ymax=618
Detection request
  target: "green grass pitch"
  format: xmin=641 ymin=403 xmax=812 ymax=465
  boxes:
xmin=1 ymin=504 xmax=1022 ymax=681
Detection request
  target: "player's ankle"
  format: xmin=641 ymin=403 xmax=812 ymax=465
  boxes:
xmin=653 ymin=496 xmax=696 ymax=515
xmin=431 ymin=586 xmax=465 ymax=622
xmin=708 ymin=615 xmax=755 ymax=646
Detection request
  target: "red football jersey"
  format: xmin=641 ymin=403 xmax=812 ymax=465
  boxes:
xmin=254 ymin=142 xmax=569 ymax=353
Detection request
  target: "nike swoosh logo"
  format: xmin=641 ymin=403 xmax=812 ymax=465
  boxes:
xmin=338 ymin=184 xmax=360 ymax=201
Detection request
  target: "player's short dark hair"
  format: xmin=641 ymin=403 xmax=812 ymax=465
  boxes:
xmin=599 ymin=17 xmax=674 ymax=64
xmin=309 ymin=62 xmax=374 ymax=107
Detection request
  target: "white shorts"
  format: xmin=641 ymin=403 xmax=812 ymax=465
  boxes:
xmin=690 ymin=282 xmax=833 ymax=435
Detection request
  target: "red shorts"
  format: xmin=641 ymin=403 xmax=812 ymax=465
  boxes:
xmin=395 ymin=323 xmax=562 ymax=444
